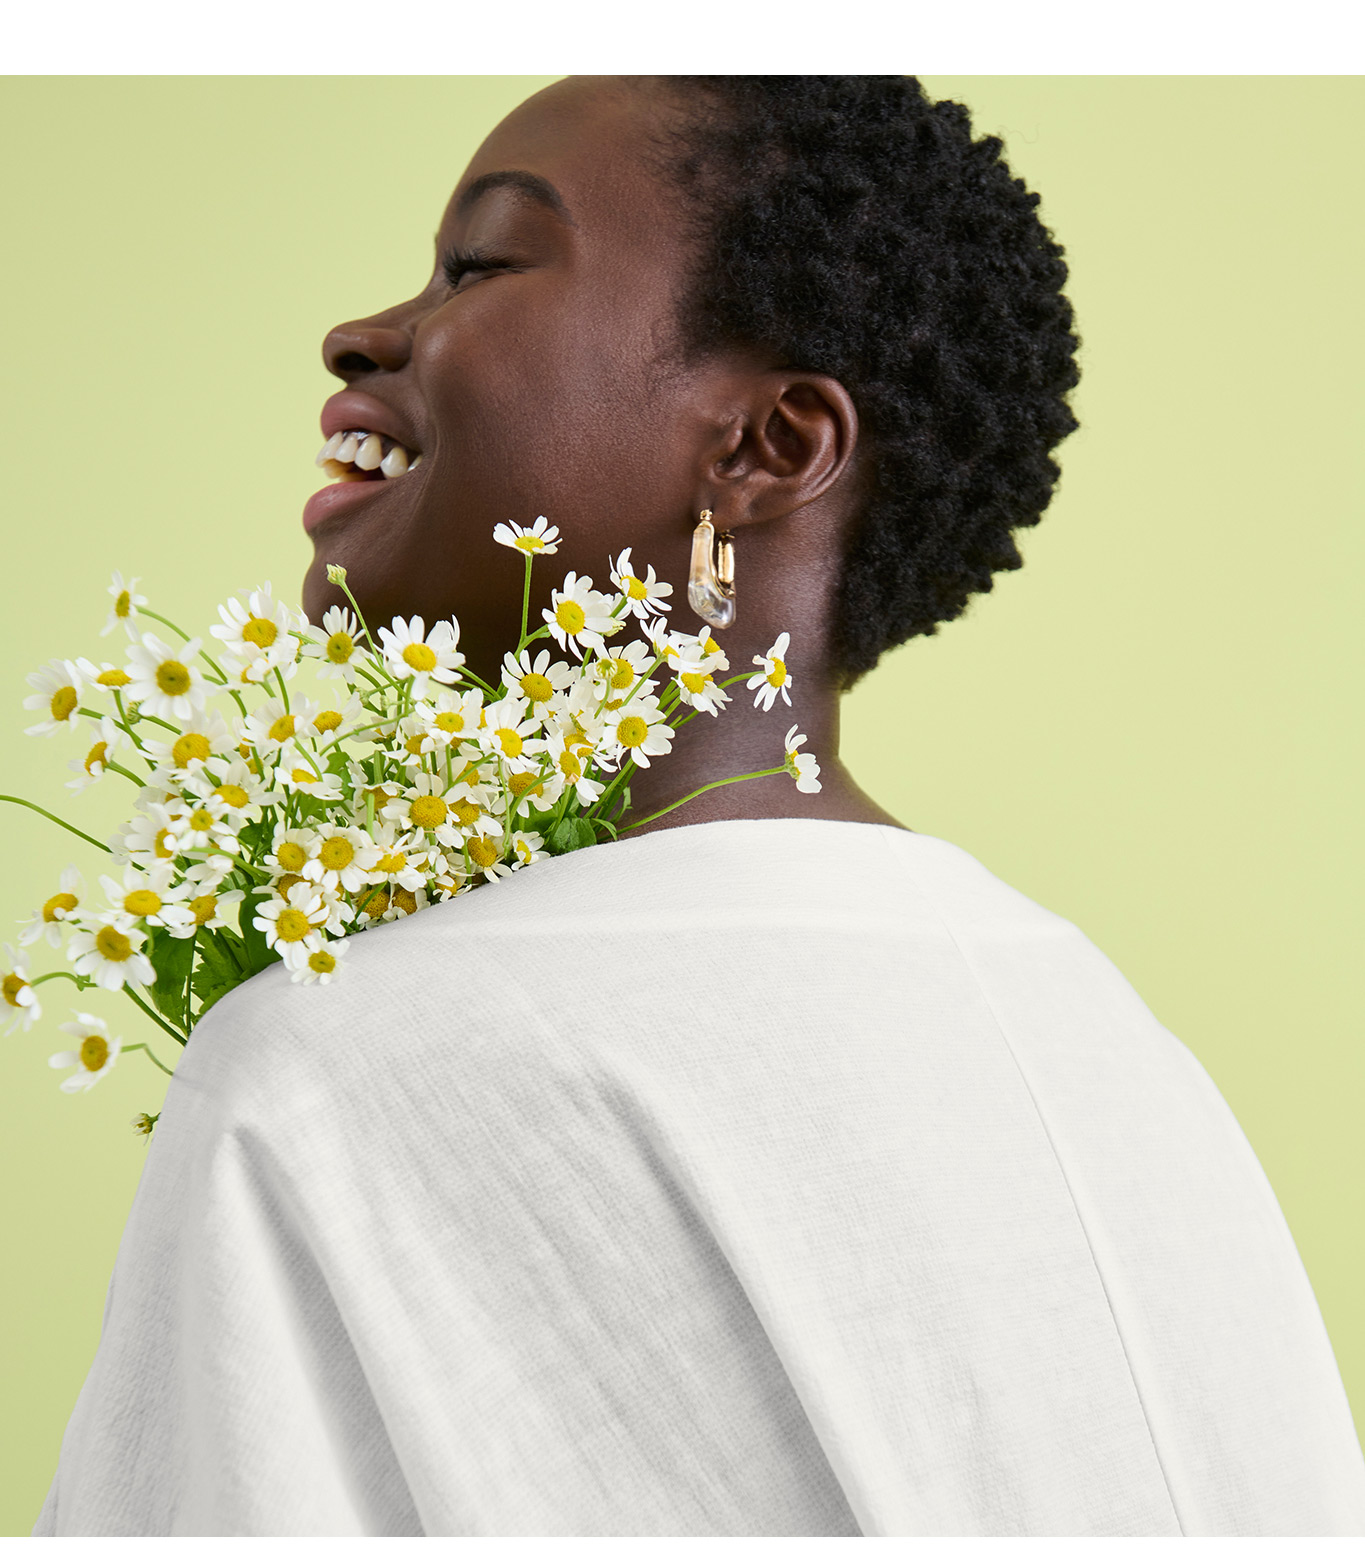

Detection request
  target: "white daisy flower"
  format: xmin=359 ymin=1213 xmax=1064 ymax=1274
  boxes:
xmin=541 ymin=733 xmax=607 ymax=808
xmin=1 ymin=944 xmax=42 ymax=1034
xmin=504 ymin=763 xmax=559 ymax=814
xmin=22 ymin=658 xmax=94 ymax=736
xmin=355 ymin=825 xmax=429 ymax=892
xmin=241 ymin=695 xmax=321 ymax=761
xmin=48 ymin=1013 xmax=122 ymax=1093
xmin=18 ymin=866 xmax=85 ymax=950
xmin=349 ymin=778 xmax=406 ymax=828
xmin=96 ymin=864 xmax=197 ymax=932
xmin=500 ymin=648 xmax=574 ymax=719
xmin=377 ymin=616 xmax=464 ymax=698
xmin=65 ymin=715 xmax=129 ymax=793
xmin=114 ymin=798 xmax=187 ymax=867
xmin=180 ymin=879 xmax=246 ymax=934
xmin=87 ymin=661 xmax=134 ymax=693
xmin=125 ymin=633 xmax=210 ymax=723
xmin=609 ymin=547 xmax=673 ymax=619
xmin=102 ymin=571 xmax=147 ymax=640
xmin=302 ymin=605 xmax=365 ymax=682
xmin=264 ymin=826 xmax=317 ymax=879
xmin=477 ymin=695 xmax=547 ymax=774
xmin=510 ymin=829 xmax=548 ymax=869
xmin=182 ymin=755 xmax=279 ymax=823
xmin=783 ymin=724 xmax=822 ymax=793
xmin=180 ymin=850 xmax=237 ymax=889
xmin=286 ymin=937 xmax=350 ymax=985
xmin=140 ymin=712 xmax=238 ymax=774
xmin=209 ymin=584 xmax=300 ymax=682
xmin=662 ymin=623 xmax=730 ymax=675
xmin=302 ymin=823 xmax=373 ymax=893
xmin=462 ymin=831 xmax=515 ymax=883
xmin=281 ymin=763 xmax=345 ymax=802
xmin=390 ymin=772 xmax=500 ymax=848
xmin=602 ymin=695 xmax=675 ymax=769
xmin=356 ymin=881 xmax=431 ymax=928
xmin=747 ymin=631 xmax=793 ymax=712
xmin=492 ymin=516 xmax=560 ymax=555
xmin=164 ymin=798 xmax=242 ymax=856
xmin=309 ymin=696 xmax=363 ymax=746
xmin=542 ymin=573 xmax=623 ymax=660
xmin=414 ymin=687 xmax=484 ymax=749
xmin=388 ymin=714 xmax=440 ymax=769
xmin=587 ymin=639 xmax=655 ymax=707
xmin=252 ymin=882 xmax=332 ymax=959
xmin=67 ymin=918 xmax=156 ymax=992
xmin=673 ymin=664 xmax=731 ymax=717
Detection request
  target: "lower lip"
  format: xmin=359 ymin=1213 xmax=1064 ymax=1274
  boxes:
xmin=302 ymin=476 xmax=399 ymax=534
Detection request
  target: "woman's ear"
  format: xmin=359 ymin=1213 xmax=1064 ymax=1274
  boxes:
xmin=705 ymin=372 xmax=860 ymax=528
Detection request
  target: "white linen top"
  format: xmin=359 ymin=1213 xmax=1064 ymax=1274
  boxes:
xmin=32 ymin=819 xmax=1365 ymax=1535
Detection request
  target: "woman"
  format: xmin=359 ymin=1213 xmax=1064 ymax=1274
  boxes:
xmin=33 ymin=75 xmax=1365 ymax=1535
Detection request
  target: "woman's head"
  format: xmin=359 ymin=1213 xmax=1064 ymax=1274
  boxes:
xmin=307 ymin=75 xmax=1078 ymax=693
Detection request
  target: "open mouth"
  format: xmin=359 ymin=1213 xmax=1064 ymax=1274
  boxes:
xmin=316 ymin=429 xmax=423 ymax=483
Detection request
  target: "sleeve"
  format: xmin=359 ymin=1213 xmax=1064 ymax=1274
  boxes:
xmin=31 ymin=1015 xmax=422 ymax=1536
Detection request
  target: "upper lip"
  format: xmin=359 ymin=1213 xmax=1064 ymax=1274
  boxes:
xmin=320 ymin=390 xmax=421 ymax=454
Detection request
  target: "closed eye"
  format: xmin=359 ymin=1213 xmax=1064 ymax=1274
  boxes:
xmin=441 ymin=245 xmax=517 ymax=289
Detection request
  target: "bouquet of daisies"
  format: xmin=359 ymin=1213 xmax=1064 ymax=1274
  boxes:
xmin=3 ymin=521 xmax=821 ymax=1134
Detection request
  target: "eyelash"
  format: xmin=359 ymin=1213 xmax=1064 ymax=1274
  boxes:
xmin=441 ymin=246 xmax=514 ymax=288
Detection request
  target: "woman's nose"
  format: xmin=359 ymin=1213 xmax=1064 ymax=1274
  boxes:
xmin=322 ymin=314 xmax=413 ymax=381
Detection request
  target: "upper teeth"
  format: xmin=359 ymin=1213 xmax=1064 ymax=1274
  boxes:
xmin=315 ymin=430 xmax=421 ymax=480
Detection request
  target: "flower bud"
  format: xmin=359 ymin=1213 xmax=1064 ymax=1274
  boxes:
xmin=326 ymin=564 xmax=348 ymax=586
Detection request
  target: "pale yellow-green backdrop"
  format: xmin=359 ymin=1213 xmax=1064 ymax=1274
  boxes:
xmin=1 ymin=76 xmax=1360 ymax=1527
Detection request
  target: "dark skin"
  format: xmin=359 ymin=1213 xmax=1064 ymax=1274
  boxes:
xmin=307 ymin=75 xmax=905 ymax=839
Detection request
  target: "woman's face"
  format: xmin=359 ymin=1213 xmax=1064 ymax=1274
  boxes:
xmin=304 ymin=76 xmax=729 ymax=683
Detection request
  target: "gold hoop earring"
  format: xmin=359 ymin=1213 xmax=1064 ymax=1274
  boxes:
xmin=687 ymin=509 xmax=735 ymax=629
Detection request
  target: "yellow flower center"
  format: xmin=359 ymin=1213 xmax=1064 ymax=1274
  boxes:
xmin=97 ymin=668 xmax=131 ymax=687
xmin=122 ymin=889 xmax=162 ymax=917
xmin=450 ymin=797 xmax=482 ymax=826
xmin=514 ymin=534 xmax=545 ymax=552
xmin=80 ymin=1034 xmax=109 ymax=1072
xmin=680 ymin=671 xmax=707 ymax=695
xmin=433 ymin=710 xmax=464 ymax=734
xmin=363 ymin=888 xmax=392 ymax=919
xmin=555 ymin=599 xmax=586 ymax=635
xmin=494 ymin=726 xmax=523 ymax=758
xmin=50 ymin=685 xmax=77 ymax=721
xmin=84 ymin=741 xmax=109 ymax=774
xmin=410 ymin=794 xmax=448 ymax=829
xmin=389 ymin=888 xmax=420 ymax=915
xmin=275 ymin=841 xmax=308 ymax=872
xmin=611 ymin=659 xmax=635 ymax=690
xmin=216 ymin=782 xmax=249 ymax=809
xmin=459 ymin=765 xmax=481 ymax=787
xmin=766 ymin=659 xmax=787 ymax=688
xmin=319 ymin=836 xmax=355 ymax=871
xmin=189 ymin=808 xmax=215 ymax=832
xmin=702 ymin=637 xmax=721 ymax=655
xmin=519 ymin=671 xmax=553 ymax=703
xmin=466 ymin=835 xmax=500 ymax=869
xmin=291 ymin=768 xmax=319 ymax=784
xmin=153 ymin=828 xmax=173 ymax=860
xmin=96 ymin=925 xmax=133 ymax=961
xmin=508 ymin=771 xmax=539 ymax=797
xmin=364 ymin=785 xmax=391 ymax=811
xmin=155 ymin=660 xmax=191 ymax=697
xmin=326 ymin=631 xmax=354 ymax=663
xmin=314 ymin=710 xmax=343 ymax=733
xmin=242 ymin=616 xmax=278 ymax=648
xmin=405 ymin=733 xmax=427 ymax=756
xmin=563 ymin=727 xmax=592 ymax=752
xmin=42 ymin=891 xmax=78 ymax=923
xmin=189 ymin=894 xmax=218 ymax=925
xmin=616 ymin=715 xmax=648 ymax=748
xmin=373 ymin=852 xmax=407 ymax=874
xmin=558 ymin=749 xmax=582 ymax=780
xmin=275 ymin=907 xmax=313 ymax=943
xmin=2 ymin=972 xmax=26 ymax=1007
xmin=625 ymin=575 xmax=648 ymax=599
xmin=268 ymin=713 xmax=295 ymax=742
xmin=402 ymin=642 xmax=437 ymax=673
xmin=276 ymin=873 xmax=303 ymax=899
xmin=173 ymin=732 xmax=211 ymax=767
xmin=308 ymin=949 xmax=337 ymax=974
xmin=115 ymin=590 xmax=131 ymax=617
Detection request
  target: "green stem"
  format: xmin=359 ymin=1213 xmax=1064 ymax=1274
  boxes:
xmin=33 ymin=970 xmax=87 ymax=988
xmin=105 ymin=760 xmax=146 ymax=787
xmin=273 ymin=666 xmax=291 ymax=712
xmin=121 ymin=984 xmax=189 ymax=1046
xmin=0 ymin=795 xmax=110 ymax=853
xmin=518 ymin=551 xmax=533 ymax=651
xmin=330 ymin=575 xmax=385 ymax=661
xmin=619 ymin=764 xmax=788 ymax=832
xmin=142 ymin=609 xmax=228 ymax=684
xmin=124 ymin=1041 xmax=176 ymax=1076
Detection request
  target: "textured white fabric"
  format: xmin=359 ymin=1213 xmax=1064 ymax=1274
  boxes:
xmin=32 ymin=818 xmax=1365 ymax=1535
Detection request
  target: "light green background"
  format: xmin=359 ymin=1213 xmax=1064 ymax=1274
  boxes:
xmin=1 ymin=77 xmax=1360 ymax=1528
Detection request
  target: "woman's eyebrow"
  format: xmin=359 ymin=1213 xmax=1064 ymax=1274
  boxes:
xmin=454 ymin=170 xmax=576 ymax=227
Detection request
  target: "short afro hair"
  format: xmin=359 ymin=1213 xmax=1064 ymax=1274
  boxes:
xmin=653 ymin=76 xmax=1081 ymax=690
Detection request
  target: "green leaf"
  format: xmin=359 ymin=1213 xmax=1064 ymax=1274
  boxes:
xmin=236 ymin=892 xmax=279 ymax=973
xmin=146 ymin=930 xmax=195 ymax=1026
xmin=191 ymin=925 xmax=275 ymax=1017
xmin=546 ymin=816 xmax=597 ymax=856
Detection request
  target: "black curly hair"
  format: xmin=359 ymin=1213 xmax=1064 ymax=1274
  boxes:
xmin=649 ymin=76 xmax=1081 ymax=691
